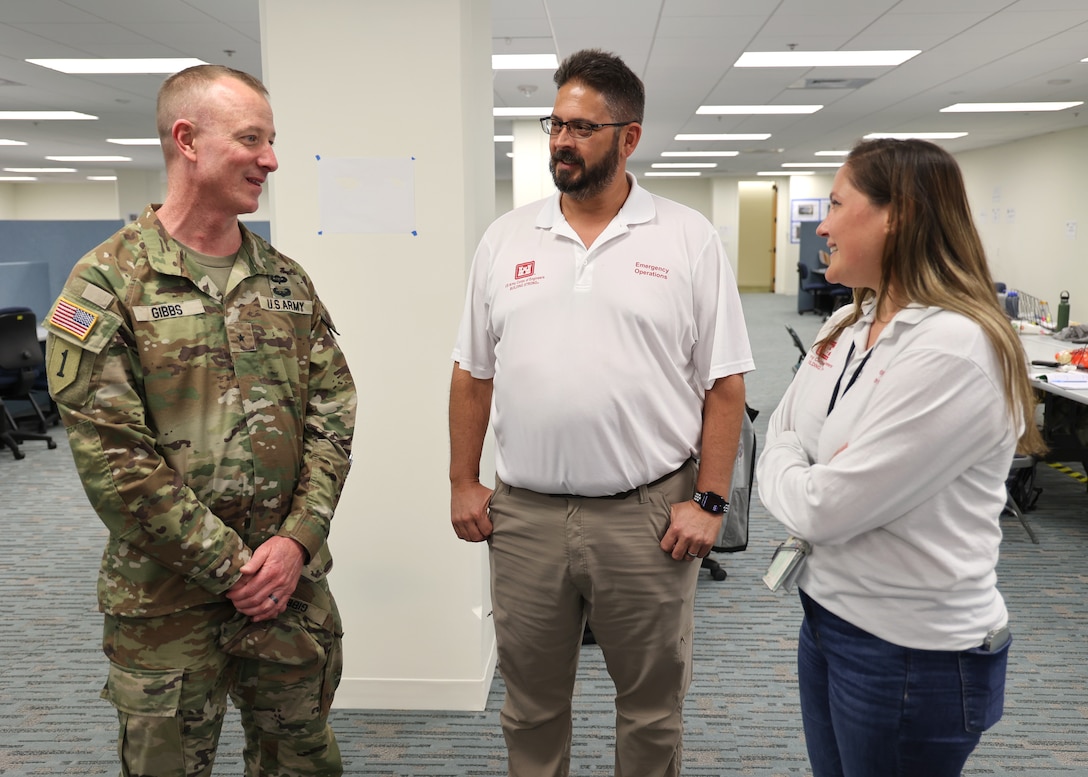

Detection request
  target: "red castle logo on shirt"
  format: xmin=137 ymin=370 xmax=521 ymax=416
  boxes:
xmin=505 ymin=260 xmax=544 ymax=291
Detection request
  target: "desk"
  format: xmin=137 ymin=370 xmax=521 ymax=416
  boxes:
xmin=1019 ymin=332 xmax=1088 ymax=473
xmin=1020 ymin=333 xmax=1088 ymax=407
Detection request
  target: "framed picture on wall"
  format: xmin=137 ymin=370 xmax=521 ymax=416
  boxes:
xmin=791 ymin=198 xmax=821 ymax=222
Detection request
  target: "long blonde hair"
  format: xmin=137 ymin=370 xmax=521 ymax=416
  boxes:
xmin=817 ymin=139 xmax=1045 ymax=455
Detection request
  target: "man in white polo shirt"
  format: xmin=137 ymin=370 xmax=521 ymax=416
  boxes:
xmin=449 ymin=48 xmax=753 ymax=777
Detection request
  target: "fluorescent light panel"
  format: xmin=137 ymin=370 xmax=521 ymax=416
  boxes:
xmin=652 ymin=163 xmax=717 ymax=169
xmin=493 ymin=135 xmax=514 ymax=143
xmin=815 ymin=150 xmax=850 ymax=156
xmin=492 ymin=54 xmax=558 ymax=70
xmin=0 ymin=139 xmax=27 ymax=146
xmin=27 ymin=58 xmax=206 ymax=74
xmin=47 ymin=155 xmax=131 ymax=162
xmin=782 ymin=162 xmax=842 ymax=168
xmin=87 ymin=175 xmax=117 ymax=181
xmin=0 ymin=111 xmax=96 ymax=120
xmin=661 ymin=151 xmax=739 ymax=158
xmin=5 ymin=167 xmax=78 ymax=173
xmin=494 ymin=107 xmax=553 ymax=117
xmin=864 ymin=132 xmax=968 ymax=140
xmin=697 ymin=105 xmax=821 ymax=115
xmin=0 ymin=176 xmax=36 ymax=181
xmin=108 ymin=138 xmax=160 ymax=146
xmin=735 ymin=50 xmax=920 ymax=68
xmin=645 ymin=171 xmax=701 ymax=177
xmin=758 ymin=170 xmax=813 ymax=176
xmin=941 ymin=101 xmax=1083 ymax=112
xmin=675 ymin=133 xmax=771 ymax=141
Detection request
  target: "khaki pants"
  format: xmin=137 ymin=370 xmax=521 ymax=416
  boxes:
xmin=101 ymin=587 xmax=343 ymax=777
xmin=488 ymin=460 xmax=701 ymax=777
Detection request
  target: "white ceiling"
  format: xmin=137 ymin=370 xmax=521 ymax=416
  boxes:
xmin=1 ymin=0 xmax=1086 ymax=183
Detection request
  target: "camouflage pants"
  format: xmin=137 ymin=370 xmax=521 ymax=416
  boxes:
xmin=101 ymin=585 xmax=343 ymax=777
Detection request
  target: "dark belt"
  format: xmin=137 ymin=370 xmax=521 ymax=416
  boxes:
xmin=547 ymin=458 xmax=694 ymax=499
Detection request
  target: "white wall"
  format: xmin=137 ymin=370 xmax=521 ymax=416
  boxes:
xmin=957 ymin=126 xmax=1088 ymax=323
xmin=775 ymin=173 xmax=835 ymax=295
xmin=0 ymin=178 xmax=273 ymax=222
xmin=261 ymin=0 xmax=497 ymax=711
xmin=0 ymin=181 xmax=119 ymax=220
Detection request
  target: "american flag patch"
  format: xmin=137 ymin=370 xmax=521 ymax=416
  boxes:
xmin=49 ymin=298 xmax=99 ymax=340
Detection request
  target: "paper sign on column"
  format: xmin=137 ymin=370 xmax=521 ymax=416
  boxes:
xmin=316 ymin=156 xmax=416 ymax=235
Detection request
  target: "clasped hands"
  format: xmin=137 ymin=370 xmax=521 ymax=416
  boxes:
xmin=225 ymin=535 xmax=306 ymax=623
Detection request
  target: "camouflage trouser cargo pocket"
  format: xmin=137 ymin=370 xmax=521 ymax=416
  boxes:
xmin=101 ymin=663 xmax=194 ymax=777
xmin=218 ymin=604 xmax=328 ymax=665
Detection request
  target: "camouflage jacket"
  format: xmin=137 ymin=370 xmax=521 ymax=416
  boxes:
xmin=45 ymin=205 xmax=356 ymax=617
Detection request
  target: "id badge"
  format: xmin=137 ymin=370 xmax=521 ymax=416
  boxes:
xmin=762 ymin=536 xmax=812 ymax=592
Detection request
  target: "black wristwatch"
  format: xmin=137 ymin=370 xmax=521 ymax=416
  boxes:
xmin=693 ymin=490 xmax=729 ymax=514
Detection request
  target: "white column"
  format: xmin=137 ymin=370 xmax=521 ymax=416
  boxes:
xmin=259 ymin=0 xmax=496 ymax=710
xmin=512 ymin=118 xmax=554 ymax=207
xmin=115 ymin=169 xmax=165 ymax=221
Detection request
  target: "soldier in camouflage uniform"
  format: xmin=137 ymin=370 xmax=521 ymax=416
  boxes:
xmin=44 ymin=65 xmax=356 ymax=777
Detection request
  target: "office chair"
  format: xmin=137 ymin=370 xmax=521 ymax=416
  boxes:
xmin=796 ymin=262 xmax=827 ymax=315
xmin=798 ymin=263 xmax=851 ymax=318
xmin=785 ymin=325 xmax=808 ymax=373
xmin=1003 ymin=454 xmax=1040 ymax=543
xmin=0 ymin=308 xmax=58 ymax=459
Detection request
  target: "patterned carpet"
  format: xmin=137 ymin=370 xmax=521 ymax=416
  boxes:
xmin=2 ymin=292 xmax=1086 ymax=776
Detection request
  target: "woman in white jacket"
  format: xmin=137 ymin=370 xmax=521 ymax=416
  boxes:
xmin=757 ymin=138 xmax=1045 ymax=777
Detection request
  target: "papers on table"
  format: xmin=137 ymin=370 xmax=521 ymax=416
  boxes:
xmin=1045 ymin=371 xmax=1088 ymax=389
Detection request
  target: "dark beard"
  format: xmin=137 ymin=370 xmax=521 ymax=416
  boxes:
xmin=549 ymin=134 xmax=622 ymax=201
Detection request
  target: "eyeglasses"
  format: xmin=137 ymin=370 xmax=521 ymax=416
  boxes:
xmin=539 ymin=116 xmax=635 ymax=139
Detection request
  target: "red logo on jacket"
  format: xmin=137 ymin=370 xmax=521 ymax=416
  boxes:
xmin=514 ymin=261 xmax=535 ymax=280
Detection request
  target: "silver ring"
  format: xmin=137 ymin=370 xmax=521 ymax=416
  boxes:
xmin=686 ymin=551 xmax=699 ymax=558
xmin=269 ymin=594 xmax=279 ymax=604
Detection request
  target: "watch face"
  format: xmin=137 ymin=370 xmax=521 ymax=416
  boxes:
xmin=696 ymin=491 xmax=727 ymax=513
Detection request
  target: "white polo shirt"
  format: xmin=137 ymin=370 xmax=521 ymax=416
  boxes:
xmin=453 ymin=175 xmax=754 ymax=496
xmin=757 ymin=303 xmax=1016 ymax=650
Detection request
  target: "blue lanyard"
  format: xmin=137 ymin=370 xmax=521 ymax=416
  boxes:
xmin=827 ymin=341 xmax=874 ymax=415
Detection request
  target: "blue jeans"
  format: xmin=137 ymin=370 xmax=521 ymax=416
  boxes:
xmin=797 ymin=589 xmax=1009 ymax=777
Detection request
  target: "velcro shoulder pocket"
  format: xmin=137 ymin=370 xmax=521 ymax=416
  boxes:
xmin=44 ymin=282 xmax=123 ymax=402
xmin=101 ymin=663 xmax=183 ymax=717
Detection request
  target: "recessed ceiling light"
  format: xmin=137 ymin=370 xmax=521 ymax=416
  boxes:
xmin=26 ymin=58 xmax=206 ymax=74
xmin=697 ymin=105 xmax=822 ymax=115
xmin=941 ymin=101 xmax=1083 ymax=112
xmin=815 ymin=150 xmax=850 ymax=156
xmin=107 ymin=138 xmax=160 ymax=146
xmin=492 ymin=54 xmax=558 ymax=70
xmin=758 ymin=170 xmax=813 ymax=176
xmin=864 ymin=132 xmax=968 ymax=140
xmin=493 ymin=135 xmax=514 ymax=143
xmin=735 ymin=50 xmax=920 ymax=68
xmin=652 ymin=163 xmax=717 ymax=169
xmin=494 ymin=107 xmax=553 ymax=117
xmin=782 ymin=162 xmax=843 ymax=168
xmin=87 ymin=175 xmax=118 ymax=181
xmin=4 ymin=167 xmax=78 ymax=173
xmin=0 ymin=176 xmax=37 ymax=181
xmin=675 ymin=133 xmax=771 ymax=141
xmin=0 ymin=111 xmax=96 ymax=120
xmin=0 ymin=139 xmax=27 ymax=146
xmin=661 ymin=151 xmax=739 ymax=158
xmin=46 ymin=154 xmax=132 ymax=162
xmin=645 ymin=171 xmax=701 ymax=177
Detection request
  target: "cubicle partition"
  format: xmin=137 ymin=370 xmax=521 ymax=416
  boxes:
xmin=0 ymin=220 xmax=123 ymax=320
xmin=0 ymin=219 xmax=272 ymax=321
